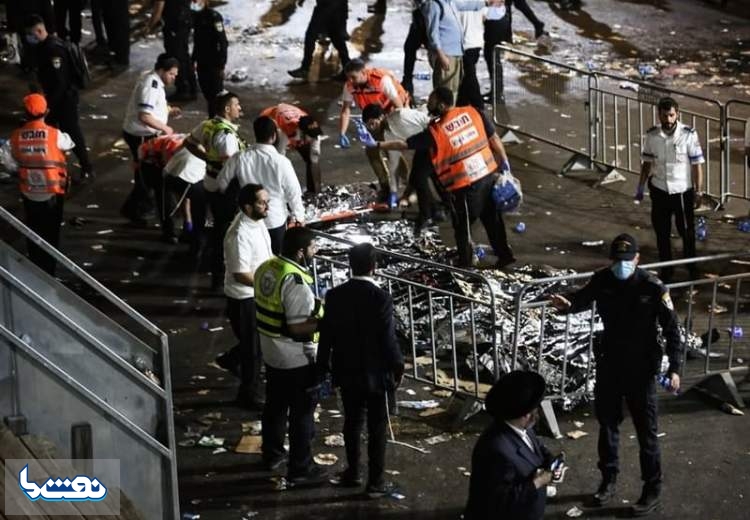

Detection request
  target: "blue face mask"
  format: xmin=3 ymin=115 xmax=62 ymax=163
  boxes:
xmin=190 ymin=2 xmax=203 ymax=11
xmin=26 ymin=34 xmax=40 ymax=45
xmin=611 ymin=260 xmax=636 ymax=280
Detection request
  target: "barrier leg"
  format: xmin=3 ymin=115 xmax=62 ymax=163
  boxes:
xmin=444 ymin=394 xmax=484 ymax=431
xmin=686 ymin=370 xmax=746 ymax=410
xmin=538 ymin=398 xmax=563 ymax=439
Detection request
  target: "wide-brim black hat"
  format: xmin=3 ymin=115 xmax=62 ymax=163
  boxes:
xmin=484 ymin=370 xmax=546 ymax=420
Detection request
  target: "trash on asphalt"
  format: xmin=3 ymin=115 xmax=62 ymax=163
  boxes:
xmin=324 ymin=434 xmax=345 ymax=447
xmin=197 ymin=435 xmax=224 ymax=448
xmin=397 ymin=400 xmax=441 ymax=410
xmin=314 ymin=453 xmax=339 ymax=465
xmin=566 ymin=506 xmax=583 ymax=517
xmin=566 ymin=430 xmax=588 ymax=440
xmin=235 ymin=435 xmax=262 ymax=454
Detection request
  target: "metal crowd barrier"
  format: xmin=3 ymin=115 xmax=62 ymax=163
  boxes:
xmin=724 ymin=100 xmax=750 ymax=202
xmin=0 ymin=205 xmax=179 ymax=520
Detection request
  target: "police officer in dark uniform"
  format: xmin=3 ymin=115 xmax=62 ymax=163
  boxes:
xmin=550 ymin=233 xmax=682 ymax=518
xmin=24 ymin=15 xmax=94 ymax=182
xmin=53 ymin=0 xmax=84 ymax=44
xmin=191 ymin=0 xmax=228 ymax=117
xmin=150 ymin=0 xmax=198 ymax=101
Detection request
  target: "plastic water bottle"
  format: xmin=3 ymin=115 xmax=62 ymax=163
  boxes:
xmin=657 ymin=374 xmax=679 ymax=395
xmin=474 ymin=246 xmax=486 ymax=264
xmin=731 ymin=326 xmax=743 ymax=339
xmin=737 ymin=219 xmax=750 ymax=233
xmin=413 ymin=72 xmax=431 ymax=80
xmin=353 ymin=118 xmax=376 ymax=147
xmin=696 ymin=216 xmax=707 ymax=241
xmin=514 ymin=222 xmax=526 ymax=233
xmin=316 ymin=279 xmax=328 ymax=298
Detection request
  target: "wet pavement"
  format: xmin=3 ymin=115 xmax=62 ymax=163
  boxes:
xmin=1 ymin=0 xmax=750 ymax=519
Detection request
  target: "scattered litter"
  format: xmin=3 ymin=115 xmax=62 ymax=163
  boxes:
xmin=404 ymin=388 xmax=417 ymax=396
xmin=314 ymin=453 xmax=339 ymax=465
xmin=208 ymin=326 xmax=224 ymax=332
xmin=192 ymin=375 xmax=207 ymax=381
xmin=242 ymin=421 xmax=262 ymax=435
xmin=619 ymin=81 xmax=640 ymax=92
xmin=566 ymin=430 xmax=588 ymax=440
xmin=389 ymin=492 xmax=406 ymax=500
xmin=89 ymin=114 xmax=108 ymax=120
xmin=235 ymin=435 xmax=262 ymax=454
xmin=173 ymin=299 xmax=189 ymax=304
xmin=424 ymin=433 xmax=452 ymax=445
xmin=271 ymin=476 xmax=287 ymax=491
xmin=182 ymin=512 xmax=200 ymax=519
xmin=566 ymin=506 xmax=584 ymax=517
xmin=419 ymin=407 xmax=446 ymax=418
xmin=91 ymin=244 xmax=103 ymax=250
xmin=560 ymin=113 xmax=572 ymax=119
xmin=241 ymin=513 xmax=259 ymax=519
xmin=432 ymin=389 xmax=453 ymax=398
xmin=197 ymin=389 xmax=210 ymax=396
xmin=100 ymin=93 xmax=117 ymax=98
xmin=573 ymin=421 xmax=584 ymax=428
xmin=547 ymin=485 xmax=557 ymax=498
xmin=385 ymin=469 xmax=400 ymax=476
xmin=397 ymin=400 xmax=440 ymax=410
xmin=657 ymin=432 xmax=667 ymax=438
xmin=581 ymin=240 xmax=604 ymax=247
xmin=97 ymin=229 xmax=114 ymax=235
xmin=709 ymin=304 xmax=728 ymax=314
xmin=86 ymin=204 xmax=99 ymax=209
xmin=736 ymin=358 xmax=744 ymax=364
xmin=197 ymin=435 xmax=224 ymax=448
xmin=720 ymin=403 xmax=745 ymax=416
xmin=212 ymin=447 xmax=227 ymax=455
xmin=178 ymin=439 xmax=196 ymax=447
xmin=324 ymin=434 xmax=345 ymax=447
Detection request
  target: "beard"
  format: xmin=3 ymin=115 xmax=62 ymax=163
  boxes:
xmin=661 ymin=120 xmax=677 ymax=132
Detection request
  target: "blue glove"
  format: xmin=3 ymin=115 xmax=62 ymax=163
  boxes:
xmin=360 ymin=131 xmax=378 ymax=148
xmin=500 ymin=159 xmax=511 ymax=174
xmin=635 ymin=184 xmax=644 ymax=202
xmin=338 ymin=134 xmax=351 ymax=148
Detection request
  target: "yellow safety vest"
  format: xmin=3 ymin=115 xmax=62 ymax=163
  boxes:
xmin=202 ymin=117 xmax=245 ymax=176
xmin=255 ymin=256 xmax=324 ymax=343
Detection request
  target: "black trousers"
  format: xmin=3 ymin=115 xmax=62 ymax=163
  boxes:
xmin=226 ymin=297 xmax=263 ymax=401
xmin=196 ymin=64 xmax=224 ymax=117
xmin=262 ymin=364 xmax=318 ymax=477
xmin=402 ymin=8 xmax=428 ymax=93
xmin=409 ymin=149 xmax=437 ymax=223
xmin=23 ymin=195 xmax=64 ymax=276
xmin=341 ymin=386 xmax=388 ymax=487
xmin=649 ymin=183 xmax=696 ymax=279
xmin=457 ymin=48 xmax=483 ymax=110
xmin=594 ymin=372 xmax=662 ymax=489
xmin=101 ymin=0 xmax=129 ymax=64
xmin=512 ymin=0 xmax=545 ymax=37
xmin=121 ymin=132 xmax=156 ymax=220
xmin=296 ymin=144 xmax=322 ymax=193
xmin=163 ymin=176 xmax=206 ymax=255
xmin=163 ymin=21 xmax=197 ymax=95
xmin=206 ymin=188 xmax=237 ymax=286
xmin=54 ymin=0 xmax=83 ymax=44
xmin=300 ymin=0 xmax=350 ymax=70
xmin=90 ymin=0 xmax=107 ymax=46
xmin=448 ymin=174 xmax=513 ymax=268
xmin=47 ymin=91 xmax=91 ymax=172
xmin=483 ymin=16 xmax=512 ymax=95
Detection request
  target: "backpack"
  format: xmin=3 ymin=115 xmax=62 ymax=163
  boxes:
xmin=52 ymin=37 xmax=91 ymax=89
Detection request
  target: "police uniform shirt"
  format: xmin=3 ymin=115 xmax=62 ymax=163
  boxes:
xmin=342 ymin=74 xmax=400 ymax=106
xmin=2 ymin=131 xmax=75 ymax=202
xmin=642 ymin=122 xmax=705 ymax=194
xmin=385 ymin=107 xmax=431 ymax=141
xmin=217 ymin=144 xmax=305 ymax=229
xmin=192 ymin=8 xmax=228 ymax=66
xmin=188 ymin=119 xmax=241 ymax=193
xmin=36 ymin=36 xmax=73 ymax=106
xmin=123 ymin=71 xmax=170 ymax=137
xmin=259 ymin=259 xmax=318 ymax=370
xmin=223 ymin=212 xmax=273 ymax=300
xmin=163 ymin=147 xmax=206 ymax=184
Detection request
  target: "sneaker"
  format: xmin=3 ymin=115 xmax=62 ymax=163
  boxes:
xmin=631 ymin=487 xmax=660 ymax=516
xmin=365 ymin=480 xmax=399 ymax=499
xmin=288 ymin=464 xmax=329 ymax=487
xmin=330 ymin=469 xmax=363 ymax=488
xmin=288 ymin=67 xmax=309 ymax=79
xmin=592 ymin=479 xmax=617 ymax=507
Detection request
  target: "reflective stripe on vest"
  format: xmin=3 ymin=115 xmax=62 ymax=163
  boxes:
xmin=254 ymin=256 xmax=324 ymax=343
xmin=261 ymin=103 xmax=307 ymax=148
xmin=202 ymin=117 xmax=245 ymax=175
xmin=428 ymin=106 xmax=497 ymax=192
xmin=10 ymin=121 xmax=68 ymax=195
xmin=346 ymin=68 xmax=408 ymax=111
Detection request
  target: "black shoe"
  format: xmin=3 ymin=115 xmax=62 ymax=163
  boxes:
xmin=631 ymin=487 xmax=661 ymax=516
xmin=288 ymin=67 xmax=309 ymax=79
xmin=365 ymin=480 xmax=398 ymax=499
xmin=592 ymin=479 xmax=617 ymax=507
xmin=534 ymin=24 xmax=546 ymax=40
xmin=161 ymin=233 xmax=179 ymax=245
xmin=288 ymin=464 xmax=329 ymax=487
xmin=214 ymin=351 xmax=241 ymax=378
xmin=264 ymin=455 xmax=288 ymax=472
xmin=414 ymin=218 xmax=435 ymax=237
xmin=330 ymin=469 xmax=363 ymax=488
xmin=496 ymin=255 xmax=517 ymax=269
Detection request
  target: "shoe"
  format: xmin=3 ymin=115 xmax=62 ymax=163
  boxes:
xmin=161 ymin=233 xmax=179 ymax=245
xmin=631 ymin=487 xmax=661 ymax=516
xmin=431 ymin=206 xmax=447 ymax=223
xmin=365 ymin=480 xmax=399 ymax=499
xmin=263 ymin=455 xmax=288 ymax=472
xmin=214 ymin=351 xmax=241 ymax=378
xmin=288 ymin=464 xmax=329 ymax=486
xmin=534 ymin=24 xmax=546 ymax=40
xmin=414 ymin=218 xmax=435 ymax=237
xmin=496 ymin=255 xmax=516 ymax=269
xmin=592 ymin=479 xmax=617 ymax=507
xmin=288 ymin=67 xmax=309 ymax=79
xmin=537 ymin=31 xmax=552 ymax=48
xmin=330 ymin=469 xmax=363 ymax=488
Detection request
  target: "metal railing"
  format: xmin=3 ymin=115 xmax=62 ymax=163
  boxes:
xmin=724 ymin=100 xmax=750 ymax=202
xmin=0 ymin=205 xmax=179 ymax=520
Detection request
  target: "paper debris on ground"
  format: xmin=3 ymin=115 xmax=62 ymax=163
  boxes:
xmin=271 ymin=476 xmax=287 ymax=491
xmin=314 ymin=453 xmax=339 ymax=465
xmin=235 ymin=435 xmax=262 ymax=454
xmin=566 ymin=506 xmax=584 ymax=517
xmin=414 ymin=355 xmax=434 ymax=366
xmin=573 ymin=421 xmax=585 ymax=428
xmin=566 ymin=430 xmax=588 ymax=440
xmin=424 ymin=433 xmax=453 ymax=445
xmin=397 ymin=400 xmax=441 ymax=410
xmin=404 ymin=388 xmax=417 ymax=395
xmin=242 ymin=420 xmax=262 ymax=435
xmin=709 ymin=304 xmax=728 ymax=314
xmin=390 ymin=492 xmax=406 ymax=500
xmin=419 ymin=407 xmax=446 ymax=417
xmin=197 ymin=389 xmax=210 ymax=396
xmin=197 ymin=435 xmax=224 ymax=448
xmin=324 ymin=434 xmax=345 ymax=447
xmin=212 ymin=447 xmax=227 ymax=455
xmin=432 ymin=389 xmax=453 ymax=398
xmin=385 ymin=469 xmax=400 ymax=476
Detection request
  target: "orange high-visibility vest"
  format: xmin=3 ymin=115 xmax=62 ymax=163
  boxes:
xmin=138 ymin=133 xmax=185 ymax=167
xmin=10 ymin=120 xmax=68 ymax=196
xmin=346 ymin=68 xmax=408 ymax=111
xmin=261 ymin=104 xmax=308 ymax=149
xmin=428 ymin=106 xmax=497 ymax=192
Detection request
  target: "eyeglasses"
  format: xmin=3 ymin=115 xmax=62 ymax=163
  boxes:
xmin=255 ymin=200 xmax=270 ymax=207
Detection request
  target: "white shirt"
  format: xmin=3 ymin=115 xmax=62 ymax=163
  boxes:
xmin=642 ymin=122 xmax=705 ymax=194
xmin=223 ymin=212 xmax=273 ymax=300
xmin=385 ymin=108 xmax=431 ymax=141
xmin=188 ymin=118 xmax=241 ymax=192
xmin=342 ymin=75 xmax=400 ymax=106
xmin=2 ymin=129 xmax=75 ymax=202
xmin=217 ymin=143 xmax=305 ymax=229
xmin=259 ymin=257 xmax=317 ymax=369
xmin=458 ymin=8 xmax=486 ymax=50
xmin=123 ymin=71 xmax=169 ymax=137
xmin=163 ymin=147 xmax=206 ymax=184
xmin=505 ymin=421 xmax=535 ymax=452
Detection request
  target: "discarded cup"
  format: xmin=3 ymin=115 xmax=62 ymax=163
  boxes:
xmin=657 ymin=373 xmax=679 ymax=395
xmin=514 ymin=222 xmax=526 ymax=233
xmin=737 ymin=219 xmax=750 ymax=233
xmin=731 ymin=326 xmax=743 ymax=338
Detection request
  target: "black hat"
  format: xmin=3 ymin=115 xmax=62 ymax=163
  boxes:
xmin=484 ymin=371 xmax=546 ymax=420
xmin=609 ymin=233 xmax=638 ymax=261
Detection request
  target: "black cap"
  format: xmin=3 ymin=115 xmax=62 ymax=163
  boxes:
xmin=609 ymin=233 xmax=638 ymax=261
xmin=484 ymin=371 xmax=546 ymax=420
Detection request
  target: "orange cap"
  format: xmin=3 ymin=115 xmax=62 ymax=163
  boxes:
xmin=23 ymin=93 xmax=48 ymax=117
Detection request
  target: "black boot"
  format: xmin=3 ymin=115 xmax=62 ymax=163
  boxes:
xmin=592 ymin=477 xmax=617 ymax=507
xmin=631 ymin=484 xmax=661 ymax=516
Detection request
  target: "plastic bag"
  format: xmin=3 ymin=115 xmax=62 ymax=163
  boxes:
xmin=492 ymin=171 xmax=522 ymax=213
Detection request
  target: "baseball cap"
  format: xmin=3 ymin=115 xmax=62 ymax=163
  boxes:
xmin=609 ymin=233 xmax=638 ymax=261
xmin=23 ymin=93 xmax=47 ymax=117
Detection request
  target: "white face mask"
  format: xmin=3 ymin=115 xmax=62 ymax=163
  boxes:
xmin=611 ymin=260 xmax=636 ymax=280
xmin=190 ymin=2 xmax=203 ymax=11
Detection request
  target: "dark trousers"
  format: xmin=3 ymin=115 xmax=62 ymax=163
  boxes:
xmin=163 ymin=21 xmax=196 ymax=95
xmin=90 ymin=0 xmax=107 ymax=46
xmin=512 ymin=0 xmax=545 ymax=37
xmin=457 ymin=48 xmax=483 ymax=110
xmin=23 ymin=195 xmax=64 ymax=276
xmin=341 ymin=387 xmax=388 ymax=487
xmin=448 ymin=174 xmax=513 ymax=267
xmin=47 ymin=91 xmax=91 ymax=172
xmin=196 ymin=64 xmax=224 ymax=117
xmin=594 ymin=373 xmax=662 ymax=489
xmin=121 ymin=132 xmax=156 ymax=220
xmin=54 ymin=0 xmax=83 ymax=44
xmin=163 ymin=176 xmax=206 ymax=255
xmin=300 ymin=1 xmax=350 ymax=70
xmin=649 ymin=183 xmax=696 ymax=279
xmin=402 ymin=8 xmax=428 ymax=94
xmin=101 ymin=0 xmax=129 ymax=64
xmin=227 ymin=297 xmax=263 ymax=401
xmin=206 ymin=188 xmax=237 ymax=286
xmin=484 ymin=16 xmax=512 ymax=95
xmin=409 ymin=149 xmax=436 ymax=223
xmin=268 ymin=224 xmax=286 ymax=256
xmin=262 ymin=364 xmax=318 ymax=477
xmin=296 ymin=144 xmax=322 ymax=193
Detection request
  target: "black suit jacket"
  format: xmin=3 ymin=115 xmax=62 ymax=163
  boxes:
xmin=316 ymin=278 xmax=403 ymax=394
xmin=464 ymin=421 xmax=553 ymax=520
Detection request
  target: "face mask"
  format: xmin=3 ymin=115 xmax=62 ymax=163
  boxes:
xmin=26 ymin=34 xmax=40 ymax=45
xmin=190 ymin=2 xmax=203 ymax=11
xmin=611 ymin=260 xmax=636 ymax=280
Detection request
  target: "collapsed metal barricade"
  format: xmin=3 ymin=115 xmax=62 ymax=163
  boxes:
xmin=724 ymin=100 xmax=750 ymax=202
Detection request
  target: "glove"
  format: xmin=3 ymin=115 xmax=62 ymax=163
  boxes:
xmin=634 ymin=184 xmax=644 ymax=202
xmin=338 ymin=134 xmax=351 ymax=148
xmin=360 ymin=132 xmax=378 ymax=148
xmin=500 ymin=159 xmax=511 ymax=174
